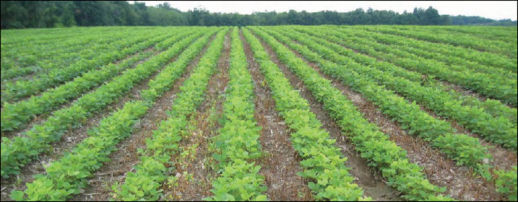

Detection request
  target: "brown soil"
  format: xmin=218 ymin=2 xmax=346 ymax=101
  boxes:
xmin=161 ymin=31 xmax=230 ymax=201
xmin=240 ymin=31 xmax=314 ymax=201
xmin=70 ymin=34 xmax=218 ymax=201
xmin=418 ymin=104 xmax=517 ymax=171
xmin=294 ymin=29 xmax=517 ymax=168
xmin=1 ymin=47 xmax=157 ymax=139
xmin=440 ymin=79 xmax=516 ymax=109
xmin=254 ymin=30 xmax=508 ymax=201
xmin=440 ymin=80 xmax=489 ymax=102
xmin=324 ymin=32 xmax=516 ymax=200
xmin=252 ymin=31 xmax=402 ymax=201
xmin=0 ymin=46 xmax=174 ymax=201
xmin=309 ymin=30 xmax=517 ymax=170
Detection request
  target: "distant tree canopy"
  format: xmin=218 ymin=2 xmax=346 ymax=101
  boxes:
xmin=448 ymin=15 xmax=517 ymax=26
xmin=1 ymin=1 xmax=516 ymax=29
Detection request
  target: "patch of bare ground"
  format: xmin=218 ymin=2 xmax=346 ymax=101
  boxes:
xmin=412 ymin=97 xmax=516 ymax=200
xmin=240 ymin=31 xmax=313 ymax=201
xmin=422 ymin=100 xmax=517 ymax=168
xmin=0 ymin=47 xmax=157 ymax=139
xmin=440 ymin=80 xmax=489 ymax=102
xmin=344 ymin=39 xmax=517 ymax=172
xmin=161 ymin=32 xmax=230 ymax=201
xmin=0 ymin=47 xmax=173 ymax=202
xmin=251 ymin=31 xmax=401 ymax=201
xmin=262 ymin=30 xmax=513 ymax=200
xmin=319 ymin=33 xmax=516 ymax=200
xmin=309 ymin=32 xmax=517 ymax=170
xmin=71 ymin=35 xmax=217 ymax=201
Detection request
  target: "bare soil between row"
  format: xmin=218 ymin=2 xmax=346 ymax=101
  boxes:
xmin=253 ymin=29 xmax=508 ymax=201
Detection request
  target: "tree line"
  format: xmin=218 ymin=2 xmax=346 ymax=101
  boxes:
xmin=1 ymin=1 xmax=516 ymax=29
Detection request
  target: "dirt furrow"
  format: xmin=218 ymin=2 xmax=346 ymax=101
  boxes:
xmin=252 ymin=32 xmax=402 ymax=201
xmin=71 ymin=35 xmax=217 ymax=201
xmin=438 ymin=79 xmax=517 ymax=110
xmin=261 ymin=33 xmax=506 ymax=200
xmin=1 ymin=47 xmax=157 ymax=139
xmin=240 ymin=31 xmax=314 ymax=201
xmin=161 ymin=32 xmax=230 ymax=201
xmin=321 ymin=35 xmax=517 ymax=171
xmin=417 ymin=103 xmax=517 ymax=171
xmin=0 ymin=46 xmax=177 ymax=202
xmin=328 ymin=35 xmax=514 ymax=109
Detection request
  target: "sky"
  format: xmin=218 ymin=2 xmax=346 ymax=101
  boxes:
xmin=130 ymin=1 xmax=517 ymax=20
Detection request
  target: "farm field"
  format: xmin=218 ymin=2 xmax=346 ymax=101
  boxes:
xmin=1 ymin=25 xmax=517 ymax=201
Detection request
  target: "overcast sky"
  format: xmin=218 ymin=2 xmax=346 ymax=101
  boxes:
xmin=130 ymin=1 xmax=517 ymax=20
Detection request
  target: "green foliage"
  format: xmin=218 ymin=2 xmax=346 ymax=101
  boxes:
xmin=250 ymin=27 xmax=452 ymax=200
xmin=1 ymin=28 xmax=205 ymax=179
xmin=367 ymin=25 xmax=517 ymax=58
xmin=12 ymin=101 xmax=149 ymax=200
xmin=367 ymin=26 xmax=517 ymax=71
xmin=1 ymin=25 xmax=516 ymax=202
xmin=260 ymin=27 xmax=496 ymax=173
xmin=205 ymin=28 xmax=267 ymax=201
xmin=1 ymin=30 xmax=194 ymax=132
xmin=278 ymin=27 xmax=517 ymax=150
xmin=4 ymin=1 xmax=500 ymax=29
xmin=344 ymin=27 xmax=516 ymax=75
xmin=495 ymin=167 xmax=518 ymax=201
xmin=243 ymin=28 xmax=369 ymax=201
xmin=112 ymin=28 xmax=228 ymax=201
xmin=8 ymin=28 xmax=223 ymax=201
xmin=314 ymin=26 xmax=517 ymax=106
xmin=205 ymin=160 xmax=267 ymax=201
xmin=1 ymin=30 xmax=144 ymax=81
xmin=1 ymin=28 xmax=173 ymax=104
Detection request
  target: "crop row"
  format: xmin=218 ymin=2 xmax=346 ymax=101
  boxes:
xmin=331 ymin=27 xmax=516 ymax=86
xmin=1 ymin=28 xmax=143 ymax=73
xmin=1 ymin=34 xmax=134 ymax=81
xmin=9 ymin=28 xmax=221 ymax=201
xmin=263 ymin=27 xmax=491 ymax=173
xmin=1 ymin=29 xmax=164 ymax=103
xmin=362 ymin=26 xmax=517 ymax=59
xmin=264 ymin=26 xmax=517 ymax=201
xmin=341 ymin=27 xmax=516 ymax=77
xmin=244 ymin=28 xmax=373 ymax=201
xmin=276 ymin=27 xmax=516 ymax=150
xmin=310 ymin=27 xmax=517 ymax=107
xmin=411 ymin=26 xmax=516 ymax=44
xmin=404 ymin=26 xmax=517 ymax=48
xmin=318 ymin=26 xmax=518 ymax=123
xmin=1 ymin=51 xmax=152 ymax=132
xmin=365 ymin=26 xmax=517 ymax=70
xmin=1 ymin=27 xmax=133 ymax=48
xmin=0 ymin=29 xmax=197 ymax=133
xmin=111 ymin=28 xmax=227 ymax=201
xmin=495 ymin=166 xmax=518 ymax=201
xmin=429 ymin=26 xmax=517 ymax=43
xmin=205 ymin=28 xmax=267 ymax=201
xmin=2 ymin=29 xmax=132 ymax=65
xmin=291 ymin=27 xmax=517 ymax=128
xmin=0 ymin=28 xmax=206 ymax=179
xmin=249 ymin=27 xmax=452 ymax=200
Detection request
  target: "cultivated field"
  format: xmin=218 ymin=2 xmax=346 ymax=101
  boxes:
xmin=1 ymin=25 xmax=516 ymax=201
